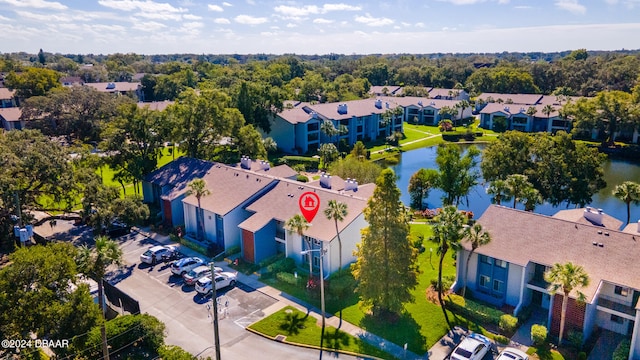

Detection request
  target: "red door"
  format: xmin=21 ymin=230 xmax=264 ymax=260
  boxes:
xmin=242 ymin=229 xmax=255 ymax=263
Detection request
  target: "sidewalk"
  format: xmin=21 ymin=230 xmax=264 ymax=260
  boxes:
xmin=135 ymin=227 xmax=458 ymax=360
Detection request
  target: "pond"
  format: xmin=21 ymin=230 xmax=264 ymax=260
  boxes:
xmin=388 ymin=144 xmax=640 ymax=225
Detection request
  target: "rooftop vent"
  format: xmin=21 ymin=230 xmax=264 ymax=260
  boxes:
xmin=345 ymin=178 xmax=358 ymax=192
xmin=418 ymin=101 xmax=423 ymax=106
xmin=320 ymin=173 xmax=331 ymax=189
xmin=337 ymin=103 xmax=348 ymax=114
xmin=106 ymin=82 xmax=116 ymax=89
xmin=260 ymin=160 xmax=270 ymax=171
xmin=240 ymin=155 xmax=251 ymax=170
xmin=598 ymin=243 xmax=604 ymax=247
xmin=375 ymin=99 xmax=382 ymax=109
xmin=504 ymin=106 xmax=510 ymax=112
xmin=584 ymin=207 xmax=604 ymax=226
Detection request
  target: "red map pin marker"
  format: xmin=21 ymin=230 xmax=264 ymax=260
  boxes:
xmin=299 ymin=191 xmax=320 ymax=223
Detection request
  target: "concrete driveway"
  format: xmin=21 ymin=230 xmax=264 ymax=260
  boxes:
xmin=110 ymin=232 xmax=358 ymax=360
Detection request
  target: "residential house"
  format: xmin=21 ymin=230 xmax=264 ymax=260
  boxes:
xmin=386 ymin=96 xmax=473 ymax=125
xmin=455 ymin=205 xmax=640 ymax=359
xmin=0 ymin=107 xmax=24 ymax=131
xmin=267 ymin=98 xmax=403 ymax=154
xmin=85 ymin=82 xmax=144 ymax=101
xmin=369 ymin=85 xmax=403 ymax=97
xmin=479 ymin=103 xmax=569 ymax=133
xmin=238 ymin=156 xmax=298 ymax=179
xmin=428 ymin=88 xmax=470 ymax=101
xmin=239 ymin=173 xmax=375 ymax=274
xmin=60 ymin=76 xmax=83 ymax=87
xmin=0 ymin=88 xmax=18 ymax=108
xmin=142 ymin=157 xmax=215 ymax=227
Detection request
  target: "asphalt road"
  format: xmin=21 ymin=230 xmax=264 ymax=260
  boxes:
xmin=110 ymin=232 xmax=359 ymax=360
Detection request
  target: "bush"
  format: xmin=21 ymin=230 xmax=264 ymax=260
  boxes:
xmin=446 ymin=294 xmax=506 ymax=325
xmin=267 ymin=257 xmax=296 ymax=274
xmin=531 ymin=324 xmax=547 ymax=346
xmin=277 ymin=271 xmax=302 ymax=286
xmin=158 ymin=345 xmax=197 ymax=360
xmin=291 ymin=164 xmax=306 ymax=172
xmin=430 ymin=275 xmax=455 ymax=291
xmin=296 ymin=174 xmax=309 ymax=182
xmin=499 ymin=314 xmax=519 ymax=335
xmin=494 ymin=335 xmax=510 ymax=345
xmin=328 ymin=274 xmax=356 ymax=298
xmin=83 ymin=314 xmax=165 ymax=358
xmin=567 ymin=330 xmax=584 ymax=351
xmin=613 ymin=339 xmax=631 ymax=360
xmin=281 ymin=156 xmax=319 ymax=171
xmin=226 ymin=245 xmax=240 ymax=256
xmin=577 ymin=352 xmax=587 ymax=360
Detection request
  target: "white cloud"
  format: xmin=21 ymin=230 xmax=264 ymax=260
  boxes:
xmin=555 ymin=0 xmax=586 ymax=14
xmin=183 ymin=13 xmax=202 ymax=20
xmin=0 ymin=0 xmax=67 ymax=10
xmin=415 ymin=22 xmax=425 ymax=28
xmin=313 ymin=18 xmax=334 ymax=24
xmin=222 ymin=1 xmax=232 ymax=6
xmin=246 ymin=0 xmax=255 ymax=4
xmin=213 ymin=17 xmax=230 ymax=24
xmin=354 ymin=14 xmax=394 ymax=27
xmin=98 ymin=0 xmax=187 ymax=13
xmin=274 ymin=3 xmax=361 ymax=17
xmin=286 ymin=23 xmax=297 ymax=28
xmin=322 ymin=3 xmax=362 ymax=11
xmin=438 ymin=0 xmax=486 ymax=4
xmin=15 ymin=10 xmax=69 ymax=22
xmin=208 ymin=4 xmax=223 ymax=11
xmin=514 ymin=5 xmax=532 ymax=9
xmin=234 ymin=14 xmax=268 ymax=25
xmin=132 ymin=21 xmax=166 ymax=31
xmin=0 ymin=14 xmax=12 ymax=21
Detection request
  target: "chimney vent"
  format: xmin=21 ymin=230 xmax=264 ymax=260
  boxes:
xmin=584 ymin=207 xmax=604 ymax=226
xmin=240 ymin=155 xmax=251 ymax=169
xmin=375 ymin=99 xmax=382 ymax=109
xmin=337 ymin=103 xmax=348 ymax=114
xmin=320 ymin=173 xmax=331 ymax=189
xmin=598 ymin=243 xmax=604 ymax=247
xmin=345 ymin=178 xmax=358 ymax=192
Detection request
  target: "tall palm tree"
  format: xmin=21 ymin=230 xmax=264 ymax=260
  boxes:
xmin=487 ymin=179 xmax=509 ymax=206
xmin=320 ymin=120 xmax=339 ymax=144
xmin=544 ymin=262 xmax=590 ymax=344
xmin=613 ymin=181 xmax=640 ymax=224
xmin=521 ymin=187 xmax=543 ymax=212
xmin=324 ymin=200 xmax=348 ymax=275
xmin=461 ymin=223 xmax=491 ymax=298
xmin=542 ymin=104 xmax=555 ymax=131
xmin=431 ymin=205 xmax=466 ymax=330
xmin=456 ymin=100 xmax=471 ymax=126
xmin=505 ymin=174 xmax=533 ymax=209
xmin=186 ymin=178 xmax=210 ymax=241
xmin=77 ymin=236 xmax=124 ymax=360
xmin=286 ymin=214 xmax=311 ymax=278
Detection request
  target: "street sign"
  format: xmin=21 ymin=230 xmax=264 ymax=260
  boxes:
xmin=299 ymin=191 xmax=320 ymax=223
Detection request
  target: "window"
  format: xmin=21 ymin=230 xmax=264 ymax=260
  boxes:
xmin=494 ymin=259 xmax=507 ymax=268
xmin=493 ymin=280 xmax=503 ymax=293
xmin=307 ymin=122 xmax=319 ymax=131
xmin=614 ymin=286 xmax=629 ymax=296
xmin=611 ymin=314 xmax=624 ymax=324
xmin=479 ymin=275 xmax=490 ymax=288
xmin=480 ymin=255 xmax=491 ymax=264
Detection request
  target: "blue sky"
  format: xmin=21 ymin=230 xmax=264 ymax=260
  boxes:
xmin=1 ymin=0 xmax=639 ymax=55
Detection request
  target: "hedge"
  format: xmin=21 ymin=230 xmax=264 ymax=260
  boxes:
xmin=281 ymin=156 xmax=319 ymax=170
xmin=277 ymin=272 xmax=302 ymax=286
xmin=499 ymin=314 xmax=518 ymax=334
xmin=613 ymin=339 xmax=631 ymax=360
xmin=446 ymin=294 xmax=506 ymax=325
xmin=531 ymin=324 xmax=547 ymax=346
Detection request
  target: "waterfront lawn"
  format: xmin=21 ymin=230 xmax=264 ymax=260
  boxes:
xmin=248 ymin=306 xmax=396 ymax=360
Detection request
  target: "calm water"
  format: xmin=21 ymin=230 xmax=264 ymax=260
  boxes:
xmin=388 ymin=145 xmax=640 ymax=225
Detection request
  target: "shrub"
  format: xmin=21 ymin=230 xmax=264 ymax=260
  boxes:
xmin=612 ymin=339 xmax=631 ymax=360
xmin=567 ymin=330 xmax=583 ymax=351
xmin=446 ymin=294 xmax=506 ymax=325
xmin=158 ymin=345 xmax=197 ymax=360
xmin=296 ymin=174 xmax=309 ymax=182
xmin=267 ymin=257 xmax=296 ymax=274
xmin=531 ymin=324 xmax=547 ymax=346
xmin=83 ymin=314 xmax=165 ymax=358
xmin=494 ymin=335 xmax=510 ymax=345
xmin=577 ymin=352 xmax=587 ymax=360
xmin=291 ymin=164 xmax=306 ymax=172
xmin=277 ymin=272 xmax=302 ymax=286
xmin=499 ymin=314 xmax=519 ymax=335
xmin=430 ymin=275 xmax=455 ymax=291
xmin=225 ymin=245 xmax=241 ymax=256
xmin=281 ymin=156 xmax=319 ymax=170
xmin=328 ymin=274 xmax=356 ymax=298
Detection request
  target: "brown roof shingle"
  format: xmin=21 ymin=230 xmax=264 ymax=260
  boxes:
xmin=473 ymin=205 xmax=640 ymax=302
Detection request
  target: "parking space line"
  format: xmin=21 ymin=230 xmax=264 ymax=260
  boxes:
xmin=234 ymin=309 xmax=264 ymax=329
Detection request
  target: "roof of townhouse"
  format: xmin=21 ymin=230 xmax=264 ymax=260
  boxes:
xmin=183 ymin=165 xmax=276 ymax=216
xmin=60 ymin=76 xmax=83 ymax=85
xmin=537 ymin=95 xmax=582 ymax=106
xmin=0 ymin=107 xmax=22 ymax=121
xmin=477 ymin=93 xmax=543 ymax=105
xmin=137 ymin=101 xmax=174 ymax=111
xmin=278 ymin=102 xmax=314 ymax=124
xmin=384 ymin=96 xmax=461 ymax=109
xmin=622 ymin=221 xmax=640 ymax=235
xmin=472 ymin=205 xmax=640 ymax=303
xmin=0 ymin=88 xmax=15 ymax=100
xmin=85 ymin=82 xmax=140 ymax=93
xmin=428 ymin=88 xmax=463 ymax=98
xmin=307 ymin=98 xmax=401 ymax=121
xmin=553 ymin=208 xmax=623 ymax=230
xmin=144 ymin=157 xmax=215 ymax=189
xmin=369 ymin=85 xmax=403 ymax=96
xmin=240 ymin=179 xmax=371 ymax=240
xmin=236 ymin=158 xmax=297 ymax=179
xmin=479 ymin=102 xmax=561 ymax=117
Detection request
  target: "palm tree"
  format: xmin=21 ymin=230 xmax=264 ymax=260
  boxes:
xmin=320 ymin=120 xmax=339 ymax=144
xmin=521 ymin=187 xmax=543 ymax=212
xmin=544 ymin=262 xmax=590 ymax=344
xmin=431 ymin=205 xmax=466 ymax=330
xmin=487 ymin=179 xmax=509 ymax=205
xmin=186 ymin=178 xmax=211 ymax=241
xmin=505 ymin=174 xmax=533 ymax=209
xmin=324 ymin=200 xmax=348 ymax=275
xmin=542 ymin=104 xmax=556 ymax=131
xmin=455 ymin=100 xmax=471 ymax=126
xmin=613 ymin=181 xmax=640 ymax=224
xmin=286 ymin=214 xmax=311 ymax=278
xmin=461 ymin=223 xmax=491 ymax=298
xmin=77 ymin=236 xmax=124 ymax=360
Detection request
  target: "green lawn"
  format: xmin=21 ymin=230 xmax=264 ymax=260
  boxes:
xmin=248 ymin=306 xmax=395 ymax=360
xmin=263 ymin=222 xmax=495 ymax=355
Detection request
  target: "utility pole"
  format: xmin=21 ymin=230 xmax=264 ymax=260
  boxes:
xmin=210 ymin=262 xmax=222 ymax=360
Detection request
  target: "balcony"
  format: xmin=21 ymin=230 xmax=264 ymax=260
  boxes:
xmin=527 ymin=276 xmax=550 ymax=291
xmin=597 ymin=296 xmax=636 ymax=317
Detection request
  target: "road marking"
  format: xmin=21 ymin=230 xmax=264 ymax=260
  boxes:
xmin=234 ymin=309 xmax=264 ymax=328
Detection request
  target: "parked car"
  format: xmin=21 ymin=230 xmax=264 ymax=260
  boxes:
xmin=450 ymin=332 xmax=492 ymax=360
xmin=183 ymin=265 xmax=223 ymax=286
xmin=170 ymin=257 xmax=205 ymax=276
xmin=496 ymin=347 xmax=528 ymax=360
xmin=103 ymin=220 xmax=131 ymax=238
xmin=140 ymin=245 xmax=178 ymax=265
xmin=195 ymin=272 xmax=238 ymax=295
xmin=161 ymin=246 xmax=183 ymax=262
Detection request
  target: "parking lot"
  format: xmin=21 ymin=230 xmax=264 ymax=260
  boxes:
xmin=110 ymin=232 xmax=351 ymax=360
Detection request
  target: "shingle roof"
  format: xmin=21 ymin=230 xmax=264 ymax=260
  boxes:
xmin=242 ymin=180 xmax=371 ymax=241
xmin=277 ymin=98 xmax=402 ymax=124
xmin=428 ymin=88 xmax=461 ymax=98
xmin=0 ymin=88 xmax=15 ymax=100
xmin=553 ymin=208 xmax=623 ymax=230
xmin=473 ymin=205 xmax=640 ymax=302
xmin=237 ymin=159 xmax=297 ymax=179
xmin=384 ymin=96 xmax=461 ymax=109
xmin=477 ymin=93 xmax=543 ymax=105
xmin=137 ymin=101 xmax=173 ymax=111
xmin=144 ymin=157 xmax=214 ymax=188
xmin=85 ymin=82 xmax=140 ymax=92
xmin=182 ymin=165 xmax=276 ymax=216
xmin=479 ymin=102 xmax=560 ymax=117
xmin=0 ymin=107 xmax=22 ymax=121
xmin=278 ymin=103 xmax=313 ymax=124
xmin=369 ymin=85 xmax=402 ymax=95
